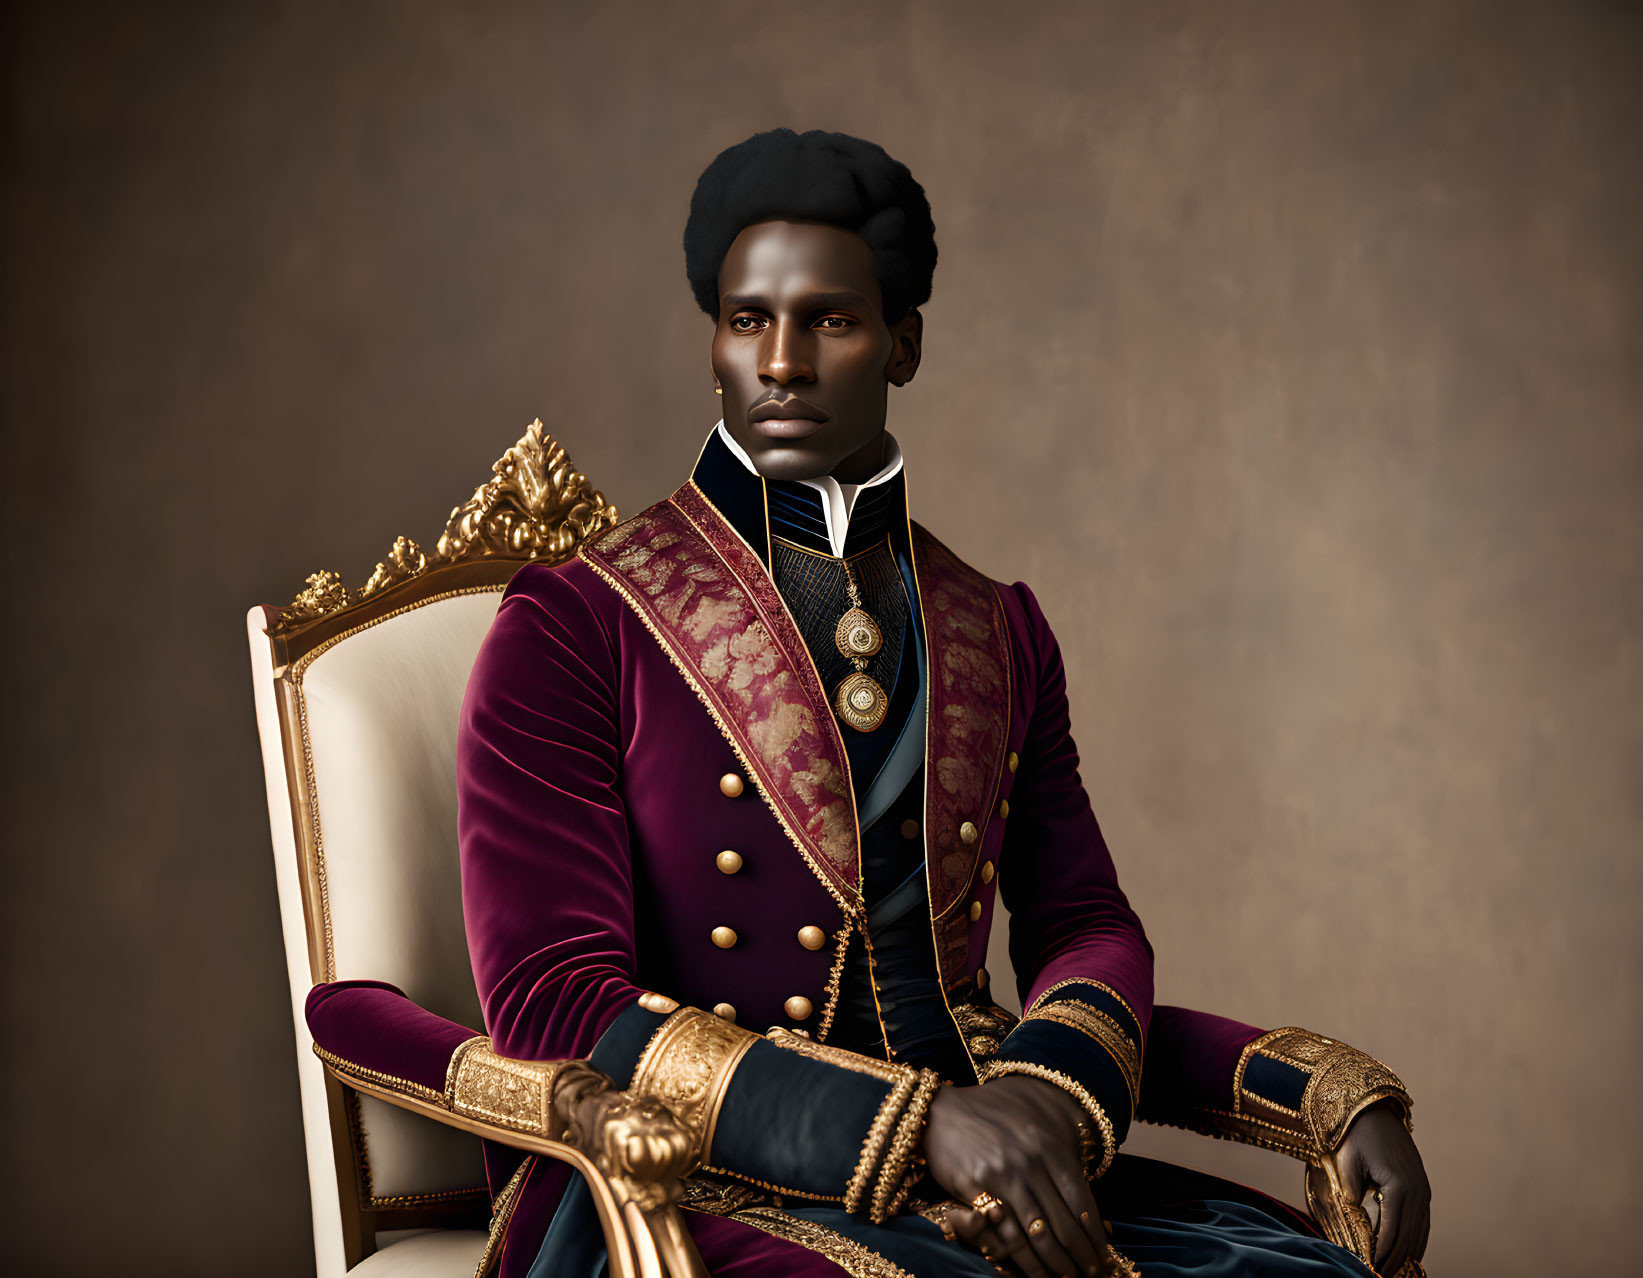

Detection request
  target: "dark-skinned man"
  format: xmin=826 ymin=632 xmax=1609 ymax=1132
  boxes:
xmin=450 ymin=128 xmax=1432 ymax=1278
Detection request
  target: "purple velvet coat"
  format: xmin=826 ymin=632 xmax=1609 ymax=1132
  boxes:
xmin=455 ymin=480 xmax=1263 ymax=1274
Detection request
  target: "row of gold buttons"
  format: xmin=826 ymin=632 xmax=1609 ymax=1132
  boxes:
xmin=962 ymin=751 xmax=1018 ymax=922
xmin=716 ymin=770 xmax=819 ymax=1025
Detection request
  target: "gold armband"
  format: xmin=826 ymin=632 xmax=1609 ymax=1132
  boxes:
xmin=628 ymin=1006 xmax=760 ymax=1167
xmin=977 ymin=1058 xmax=1116 ymax=1178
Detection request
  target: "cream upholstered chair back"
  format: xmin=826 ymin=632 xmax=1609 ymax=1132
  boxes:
xmin=248 ymin=424 xmax=616 ymax=1276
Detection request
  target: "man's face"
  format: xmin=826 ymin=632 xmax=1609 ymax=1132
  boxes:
xmin=711 ymin=218 xmax=921 ymax=483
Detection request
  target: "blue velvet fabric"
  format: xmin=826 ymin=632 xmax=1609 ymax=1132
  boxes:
xmin=707 ymin=1038 xmax=893 ymax=1197
xmin=532 ymin=1153 xmax=1378 ymax=1277
xmin=1245 ymin=1051 xmax=1312 ymax=1110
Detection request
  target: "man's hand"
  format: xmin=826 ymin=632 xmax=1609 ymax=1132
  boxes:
xmin=1336 ymin=1099 xmax=1431 ymax=1275
xmin=922 ymin=1075 xmax=1117 ymax=1277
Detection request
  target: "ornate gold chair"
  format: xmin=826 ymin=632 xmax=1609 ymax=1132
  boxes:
xmin=247 ymin=423 xmax=706 ymax=1277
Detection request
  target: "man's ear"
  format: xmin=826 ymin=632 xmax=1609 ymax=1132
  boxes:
xmin=887 ymin=308 xmax=923 ymax=387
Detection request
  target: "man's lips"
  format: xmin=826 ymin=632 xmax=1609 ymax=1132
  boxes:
xmin=750 ymin=416 xmax=828 ymax=441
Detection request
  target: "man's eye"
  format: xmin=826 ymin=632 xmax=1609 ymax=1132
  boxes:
xmin=818 ymin=316 xmax=854 ymax=329
xmin=729 ymin=315 xmax=763 ymax=331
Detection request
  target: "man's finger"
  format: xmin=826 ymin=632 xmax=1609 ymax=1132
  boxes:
xmin=948 ymin=1206 xmax=985 ymax=1243
xmin=1050 ymin=1146 xmax=1108 ymax=1259
xmin=1006 ymin=1180 xmax=1082 ymax=1278
xmin=1030 ymin=1166 xmax=1102 ymax=1276
xmin=1373 ymin=1181 xmax=1408 ymax=1274
xmin=991 ymin=1186 xmax=1066 ymax=1278
xmin=946 ymin=1208 xmax=1011 ymax=1270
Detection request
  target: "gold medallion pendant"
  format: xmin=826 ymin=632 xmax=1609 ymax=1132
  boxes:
xmin=832 ymin=557 xmax=888 ymax=732
xmin=835 ymin=670 xmax=889 ymax=732
xmin=835 ymin=607 xmax=883 ymax=660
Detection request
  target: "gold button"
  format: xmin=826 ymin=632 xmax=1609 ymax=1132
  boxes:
xmin=798 ymin=925 xmax=826 ymax=951
xmin=711 ymin=926 xmax=738 ymax=949
xmin=1007 ymin=752 xmax=1019 ymax=773
xmin=713 ymin=1003 xmax=737 ymax=1022
xmin=716 ymin=850 xmax=743 ymax=875
xmin=637 ymin=991 xmax=678 ymax=1013
xmin=976 ymin=967 xmax=989 ymax=989
xmin=959 ymin=820 xmax=979 ymax=845
xmin=785 ymin=995 xmax=813 ymax=1021
xmin=719 ymin=772 xmax=745 ymax=798
xmin=968 ymin=900 xmax=982 ymax=922
xmin=900 ymin=818 xmax=920 ymax=840
xmin=998 ymin=799 xmax=1009 ymax=819
xmin=981 ymin=861 xmax=995 ymax=884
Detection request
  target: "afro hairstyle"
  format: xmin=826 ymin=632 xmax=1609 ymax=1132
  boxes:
xmin=683 ymin=128 xmax=936 ymax=326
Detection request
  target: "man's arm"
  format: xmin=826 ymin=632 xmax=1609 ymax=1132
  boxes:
xmin=988 ymin=578 xmax=1155 ymax=1161
xmin=918 ymin=578 xmax=1155 ymax=1278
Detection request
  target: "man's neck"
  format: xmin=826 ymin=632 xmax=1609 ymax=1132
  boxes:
xmin=830 ymin=432 xmax=890 ymax=485
xmin=712 ymin=421 xmax=904 ymax=559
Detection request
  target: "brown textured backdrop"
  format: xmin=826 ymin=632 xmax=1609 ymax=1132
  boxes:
xmin=3 ymin=2 xmax=1639 ymax=1274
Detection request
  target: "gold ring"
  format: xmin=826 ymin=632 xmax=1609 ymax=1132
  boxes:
xmin=1373 ymin=1189 xmax=1384 ymax=1203
xmin=1027 ymin=1217 xmax=1047 ymax=1237
xmin=970 ymin=1191 xmax=1002 ymax=1214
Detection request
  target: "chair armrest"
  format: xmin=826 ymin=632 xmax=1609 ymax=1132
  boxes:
xmin=1134 ymin=1004 xmax=1422 ymax=1277
xmin=304 ymin=980 xmax=707 ymax=1278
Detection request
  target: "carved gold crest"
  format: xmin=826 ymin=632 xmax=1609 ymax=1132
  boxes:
xmin=272 ymin=419 xmax=616 ymax=634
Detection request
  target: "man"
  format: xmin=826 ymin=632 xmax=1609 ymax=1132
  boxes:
xmin=456 ymin=128 xmax=1430 ymax=1278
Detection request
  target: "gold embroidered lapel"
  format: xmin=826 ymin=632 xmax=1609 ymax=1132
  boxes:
xmin=581 ymin=485 xmax=862 ymax=911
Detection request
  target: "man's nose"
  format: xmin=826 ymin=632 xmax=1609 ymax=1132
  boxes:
xmin=759 ymin=319 xmax=814 ymax=384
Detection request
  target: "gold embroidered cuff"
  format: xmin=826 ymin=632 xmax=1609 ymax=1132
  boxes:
xmin=978 ymin=1058 xmax=1116 ymax=1178
xmin=628 ymin=1006 xmax=761 ymax=1166
xmin=1233 ymin=1027 xmax=1413 ymax=1159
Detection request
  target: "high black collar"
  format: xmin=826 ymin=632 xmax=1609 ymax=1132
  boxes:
xmin=688 ymin=426 xmax=908 ymax=566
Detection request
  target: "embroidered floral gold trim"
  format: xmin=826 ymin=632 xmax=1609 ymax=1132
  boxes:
xmin=978 ymin=1059 xmax=1115 ymax=1178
